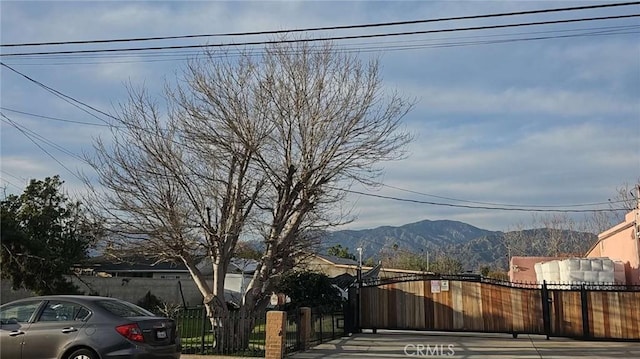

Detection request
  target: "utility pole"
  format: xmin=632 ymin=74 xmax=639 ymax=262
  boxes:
xmin=426 ymin=251 xmax=430 ymax=272
xmin=356 ymin=248 xmax=363 ymax=278
xmin=635 ymin=185 xmax=639 ymax=269
xmin=354 ymin=247 xmax=363 ymax=335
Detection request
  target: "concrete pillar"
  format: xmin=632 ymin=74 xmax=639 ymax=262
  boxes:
xmin=265 ymin=310 xmax=286 ymax=359
xmin=299 ymin=307 xmax=312 ymax=350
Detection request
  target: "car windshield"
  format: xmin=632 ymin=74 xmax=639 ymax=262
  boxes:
xmin=95 ymin=299 xmax=154 ymax=317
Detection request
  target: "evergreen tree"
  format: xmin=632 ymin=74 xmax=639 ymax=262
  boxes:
xmin=1 ymin=176 xmax=96 ymax=294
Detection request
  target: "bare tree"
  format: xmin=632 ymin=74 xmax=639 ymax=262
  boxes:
xmin=584 ymin=178 xmax=639 ymax=233
xmin=536 ymin=213 xmax=589 ymax=256
xmin=85 ymin=39 xmax=412 ymax=351
xmin=610 ymin=180 xmax=639 ymax=213
xmin=502 ymin=221 xmax=530 ymax=266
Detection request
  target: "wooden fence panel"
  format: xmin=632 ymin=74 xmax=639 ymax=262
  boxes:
xmin=524 ymin=289 xmax=544 ymax=333
xmin=550 ymin=291 xmax=583 ymax=337
xmin=589 ymin=291 xmax=605 ymax=338
xmin=499 ymin=285 xmax=514 ymax=333
xmin=360 ymin=280 xmax=543 ymax=334
xmin=481 ymin=282 xmax=495 ymax=332
xmin=358 ymin=279 xmax=638 ymax=340
xmin=620 ymin=292 xmax=640 ymax=340
xmin=450 ymin=280 xmax=463 ymax=330
xmin=589 ymin=291 xmax=640 ymax=340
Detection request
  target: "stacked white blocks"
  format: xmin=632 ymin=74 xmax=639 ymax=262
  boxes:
xmin=541 ymin=261 xmax=561 ymax=282
xmin=535 ymin=257 xmax=622 ymax=285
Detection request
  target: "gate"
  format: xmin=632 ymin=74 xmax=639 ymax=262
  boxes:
xmin=545 ymin=282 xmax=640 ymax=339
xmin=351 ymin=275 xmax=640 ymax=341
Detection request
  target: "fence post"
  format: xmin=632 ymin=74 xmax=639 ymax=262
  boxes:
xmin=355 ymin=284 xmax=361 ymax=334
xmin=265 ymin=310 xmax=287 ymax=359
xmin=541 ymin=280 xmax=551 ymax=340
xmin=201 ymin=306 xmax=207 ymax=354
xmin=345 ymin=288 xmax=356 ymax=335
xmin=332 ymin=311 xmax=335 ymax=339
xmin=580 ymin=284 xmax=590 ymax=339
xmin=319 ymin=312 xmax=323 ymax=342
xmin=298 ymin=307 xmax=311 ymax=350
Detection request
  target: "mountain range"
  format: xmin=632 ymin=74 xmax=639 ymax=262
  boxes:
xmin=319 ymin=219 xmax=598 ymax=271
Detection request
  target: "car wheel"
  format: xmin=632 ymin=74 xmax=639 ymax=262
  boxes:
xmin=67 ymin=348 xmax=97 ymax=359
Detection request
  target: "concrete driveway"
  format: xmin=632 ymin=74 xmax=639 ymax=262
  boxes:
xmin=288 ymin=330 xmax=640 ymax=358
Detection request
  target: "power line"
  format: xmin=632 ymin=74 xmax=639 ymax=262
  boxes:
xmin=0 ymin=169 xmax=27 ymax=182
xmin=3 ymin=2 xmax=637 ymax=47
xmin=5 ymin=25 xmax=638 ymax=66
xmin=1 ymin=34 xmax=634 ymax=215
xmin=1 ymin=63 xmax=212 ymax=185
xmin=2 ymin=13 xmax=638 ymax=57
xmin=1 ymin=91 xmax=628 ymax=213
xmin=0 ymin=178 xmax=23 ymax=192
xmin=0 ymin=170 xmax=27 ymax=191
xmin=380 ymin=183 xmax=631 ymax=208
xmin=0 ymin=115 xmax=86 ymax=162
xmin=0 ymin=62 xmax=194 ymax=155
xmin=2 ymin=62 xmax=633 ymax=214
xmin=0 ymin=107 xmax=113 ymax=127
xmin=343 ymin=188 xmax=625 ymax=213
xmin=0 ymin=62 xmax=116 ymax=125
xmin=0 ymin=113 xmax=84 ymax=181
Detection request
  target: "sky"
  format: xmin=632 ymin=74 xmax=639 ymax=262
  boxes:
xmin=1 ymin=1 xmax=639 ymax=232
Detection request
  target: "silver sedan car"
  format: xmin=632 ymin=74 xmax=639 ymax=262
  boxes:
xmin=0 ymin=295 xmax=180 ymax=359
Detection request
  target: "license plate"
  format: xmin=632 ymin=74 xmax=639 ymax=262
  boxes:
xmin=156 ymin=330 xmax=167 ymax=339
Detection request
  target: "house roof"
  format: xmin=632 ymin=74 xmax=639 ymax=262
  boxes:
xmin=364 ymin=263 xmax=382 ymax=279
xmin=196 ymin=257 xmax=258 ymax=275
xmin=329 ymin=263 xmax=382 ymax=289
xmin=229 ymin=258 xmax=258 ymax=274
xmin=330 ymin=273 xmax=356 ymax=289
xmin=80 ymin=255 xmax=260 ymax=276
xmin=314 ymin=253 xmax=359 ymax=266
xmin=80 ymin=256 xmax=189 ymax=273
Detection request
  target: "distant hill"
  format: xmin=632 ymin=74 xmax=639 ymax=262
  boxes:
xmin=320 ymin=219 xmax=597 ymax=271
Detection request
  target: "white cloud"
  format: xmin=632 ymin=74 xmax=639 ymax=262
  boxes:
xmin=410 ymin=86 xmax=637 ymax=116
xmin=2 ymin=1 xmax=638 ymax=232
xmin=338 ymin=120 xmax=639 ymax=231
xmin=545 ymin=40 xmax=640 ymax=88
xmin=0 ymin=157 xmax=50 ymax=175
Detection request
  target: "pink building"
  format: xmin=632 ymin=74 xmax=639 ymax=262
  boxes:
xmin=509 ymin=208 xmax=639 ymax=285
xmin=509 ymin=256 xmax=566 ymax=283
xmin=585 ymin=209 xmax=640 ymax=285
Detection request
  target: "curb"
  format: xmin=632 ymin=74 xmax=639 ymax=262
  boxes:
xmin=181 ymin=355 xmax=264 ymax=359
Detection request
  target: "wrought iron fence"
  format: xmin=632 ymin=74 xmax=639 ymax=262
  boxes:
xmin=171 ymin=306 xmax=266 ymax=357
xmin=282 ymin=307 xmax=346 ymax=354
xmin=284 ymin=309 xmax=300 ymax=354
xmin=169 ymin=306 xmax=346 ymax=356
xmin=310 ymin=309 xmax=345 ymax=345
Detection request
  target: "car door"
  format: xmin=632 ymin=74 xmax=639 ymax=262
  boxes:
xmin=20 ymin=300 xmax=90 ymax=359
xmin=0 ymin=300 xmax=43 ymax=359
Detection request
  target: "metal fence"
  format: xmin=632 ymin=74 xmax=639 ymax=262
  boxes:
xmin=172 ymin=307 xmax=266 ymax=356
xmin=170 ymin=306 xmax=346 ymax=356
xmin=310 ymin=309 xmax=345 ymax=345
xmin=285 ymin=309 xmax=300 ymax=354
xmin=283 ymin=307 xmax=346 ymax=354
